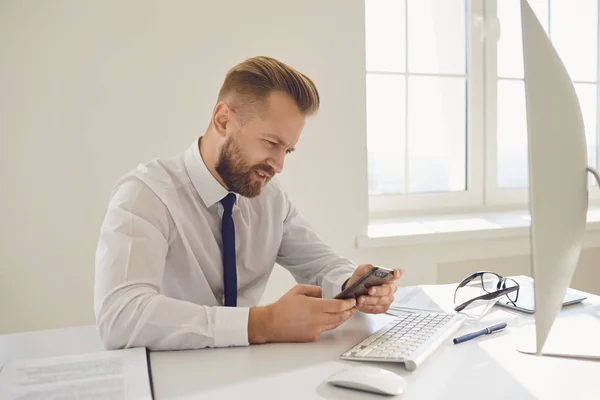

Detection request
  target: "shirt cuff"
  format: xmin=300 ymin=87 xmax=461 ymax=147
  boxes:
xmin=213 ymin=306 xmax=250 ymax=347
xmin=323 ymin=270 xmax=355 ymax=299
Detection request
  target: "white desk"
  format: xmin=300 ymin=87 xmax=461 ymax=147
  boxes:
xmin=2 ymin=284 xmax=600 ymax=399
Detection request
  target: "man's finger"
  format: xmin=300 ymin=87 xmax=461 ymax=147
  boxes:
xmin=367 ymin=282 xmax=397 ymax=297
xmin=357 ymin=295 xmax=394 ymax=307
xmin=314 ymin=297 xmax=356 ymax=313
xmin=355 ymin=264 xmax=375 ymax=276
xmin=346 ymin=264 xmax=374 ymax=287
xmin=293 ymin=284 xmax=322 ymax=298
xmin=357 ymin=304 xmax=390 ymax=314
xmin=389 ymin=268 xmax=404 ymax=281
xmin=321 ymin=308 xmax=356 ymax=331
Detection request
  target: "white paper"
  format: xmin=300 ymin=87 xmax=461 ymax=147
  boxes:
xmin=390 ymin=286 xmax=445 ymax=313
xmin=0 ymin=347 xmax=152 ymax=400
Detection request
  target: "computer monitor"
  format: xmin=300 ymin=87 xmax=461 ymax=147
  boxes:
xmin=520 ymin=0 xmax=591 ymax=354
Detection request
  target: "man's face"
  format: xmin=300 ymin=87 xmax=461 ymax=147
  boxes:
xmin=215 ymin=91 xmax=305 ymax=198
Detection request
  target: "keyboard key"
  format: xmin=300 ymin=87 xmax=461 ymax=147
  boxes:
xmin=356 ymin=348 xmax=373 ymax=357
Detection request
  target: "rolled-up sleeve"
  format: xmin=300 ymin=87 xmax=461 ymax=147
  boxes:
xmin=94 ymin=177 xmax=249 ymax=350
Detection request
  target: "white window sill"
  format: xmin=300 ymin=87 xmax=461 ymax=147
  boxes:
xmin=357 ymin=209 xmax=600 ymax=249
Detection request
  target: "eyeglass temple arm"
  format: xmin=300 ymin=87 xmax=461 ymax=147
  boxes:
xmin=588 ymin=167 xmax=600 ymax=187
xmin=454 ymin=286 xmax=518 ymax=312
xmin=456 ymin=271 xmax=486 ymax=291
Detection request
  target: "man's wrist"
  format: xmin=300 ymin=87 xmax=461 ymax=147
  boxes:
xmin=248 ymin=306 xmax=271 ymax=344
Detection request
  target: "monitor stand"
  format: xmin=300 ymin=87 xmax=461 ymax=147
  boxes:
xmin=517 ymin=313 xmax=600 ymax=360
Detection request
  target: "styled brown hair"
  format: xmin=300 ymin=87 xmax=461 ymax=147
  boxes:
xmin=218 ymin=56 xmax=320 ymax=118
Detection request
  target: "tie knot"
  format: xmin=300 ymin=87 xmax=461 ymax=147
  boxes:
xmin=220 ymin=193 xmax=236 ymax=213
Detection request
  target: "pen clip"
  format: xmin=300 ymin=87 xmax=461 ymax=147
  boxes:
xmin=487 ymin=322 xmax=508 ymax=334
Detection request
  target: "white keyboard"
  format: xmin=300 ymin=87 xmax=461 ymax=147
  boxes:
xmin=340 ymin=312 xmax=466 ymax=370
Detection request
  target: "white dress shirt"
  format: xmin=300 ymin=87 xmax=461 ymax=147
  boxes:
xmin=94 ymin=140 xmax=356 ymax=351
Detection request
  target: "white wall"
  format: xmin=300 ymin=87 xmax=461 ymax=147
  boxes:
xmin=2 ymin=0 xmax=599 ymax=335
xmin=0 ymin=0 xmax=369 ymax=334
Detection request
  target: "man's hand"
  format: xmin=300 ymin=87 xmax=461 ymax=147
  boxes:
xmin=346 ymin=264 xmax=404 ymax=314
xmin=248 ymin=284 xmax=357 ymax=344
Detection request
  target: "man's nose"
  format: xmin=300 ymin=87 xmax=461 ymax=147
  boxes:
xmin=269 ymin=150 xmax=285 ymax=174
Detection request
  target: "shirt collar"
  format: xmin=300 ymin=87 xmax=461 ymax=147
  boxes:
xmin=184 ymin=138 xmax=240 ymax=208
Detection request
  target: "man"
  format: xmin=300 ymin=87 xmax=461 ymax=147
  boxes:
xmin=94 ymin=56 xmax=403 ymax=350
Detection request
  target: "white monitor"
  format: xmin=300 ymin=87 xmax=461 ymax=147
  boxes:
xmin=520 ymin=0 xmax=590 ymax=354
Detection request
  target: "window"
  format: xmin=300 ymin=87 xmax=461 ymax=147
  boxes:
xmin=488 ymin=0 xmax=600 ymax=205
xmin=366 ymin=0 xmax=600 ymax=217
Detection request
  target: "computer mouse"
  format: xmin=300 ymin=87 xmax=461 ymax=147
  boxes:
xmin=327 ymin=365 xmax=406 ymax=396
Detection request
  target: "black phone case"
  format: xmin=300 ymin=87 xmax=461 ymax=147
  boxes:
xmin=334 ymin=267 xmax=394 ymax=299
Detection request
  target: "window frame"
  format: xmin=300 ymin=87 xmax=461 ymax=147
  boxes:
xmin=368 ymin=0 xmax=485 ymax=218
xmin=484 ymin=0 xmax=600 ymax=208
xmin=368 ymin=0 xmax=600 ymax=219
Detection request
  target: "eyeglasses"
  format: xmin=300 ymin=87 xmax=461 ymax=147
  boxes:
xmin=453 ymin=271 xmax=520 ymax=318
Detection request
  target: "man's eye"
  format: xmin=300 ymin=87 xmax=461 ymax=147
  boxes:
xmin=286 ymin=149 xmax=293 ymax=155
xmin=264 ymin=140 xmax=276 ymax=147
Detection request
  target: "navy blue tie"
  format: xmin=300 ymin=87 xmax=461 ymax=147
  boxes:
xmin=220 ymin=193 xmax=237 ymax=307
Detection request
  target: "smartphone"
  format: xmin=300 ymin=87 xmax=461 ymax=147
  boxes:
xmin=334 ymin=266 xmax=394 ymax=300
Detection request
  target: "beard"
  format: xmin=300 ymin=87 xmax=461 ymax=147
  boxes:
xmin=215 ymin=135 xmax=275 ymax=198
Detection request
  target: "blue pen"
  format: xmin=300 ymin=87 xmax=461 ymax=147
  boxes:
xmin=453 ymin=322 xmax=508 ymax=344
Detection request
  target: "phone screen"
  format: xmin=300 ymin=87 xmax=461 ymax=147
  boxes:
xmin=334 ymin=267 xmax=394 ymax=300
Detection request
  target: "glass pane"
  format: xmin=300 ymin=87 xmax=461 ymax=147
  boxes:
xmin=407 ymin=76 xmax=466 ymax=193
xmin=497 ymin=81 xmax=598 ymax=189
xmin=367 ymin=73 xmax=406 ymax=195
xmin=530 ymin=0 xmax=549 ymax=31
xmin=497 ymin=0 xmax=549 ymax=79
xmin=497 ymin=80 xmax=528 ymax=188
xmin=454 ymin=284 xmax=486 ymax=307
xmin=573 ymin=83 xmax=597 ymax=177
xmin=551 ymin=0 xmax=597 ymax=82
xmin=366 ymin=0 xmax=406 ymax=72
xmin=407 ymin=0 xmax=466 ymax=74
xmin=481 ymin=272 xmax=501 ymax=293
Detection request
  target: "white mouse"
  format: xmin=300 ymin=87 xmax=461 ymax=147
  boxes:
xmin=327 ymin=365 xmax=406 ymax=396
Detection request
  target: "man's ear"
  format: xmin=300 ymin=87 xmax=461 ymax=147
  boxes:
xmin=212 ymin=102 xmax=231 ymax=137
